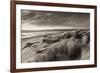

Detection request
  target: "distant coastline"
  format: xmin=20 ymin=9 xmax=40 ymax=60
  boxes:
xmin=22 ymin=28 xmax=89 ymax=32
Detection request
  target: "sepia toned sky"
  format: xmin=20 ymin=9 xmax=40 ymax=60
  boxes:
xmin=21 ymin=10 xmax=90 ymax=30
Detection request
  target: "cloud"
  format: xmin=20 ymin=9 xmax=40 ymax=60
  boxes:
xmin=21 ymin=10 xmax=90 ymax=30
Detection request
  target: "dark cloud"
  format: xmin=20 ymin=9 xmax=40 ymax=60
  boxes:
xmin=21 ymin=10 xmax=90 ymax=28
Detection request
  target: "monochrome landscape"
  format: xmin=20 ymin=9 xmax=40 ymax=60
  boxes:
xmin=21 ymin=10 xmax=90 ymax=63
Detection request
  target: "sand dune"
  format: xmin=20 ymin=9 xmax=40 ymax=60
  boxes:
xmin=21 ymin=29 xmax=90 ymax=63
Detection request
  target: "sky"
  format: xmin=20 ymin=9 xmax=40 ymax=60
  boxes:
xmin=21 ymin=10 xmax=90 ymax=30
